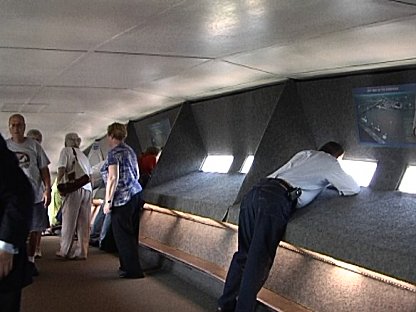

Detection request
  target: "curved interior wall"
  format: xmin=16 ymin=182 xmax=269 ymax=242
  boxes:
xmin=142 ymin=69 xmax=416 ymax=216
xmin=122 ymin=68 xmax=416 ymax=284
xmin=143 ymin=84 xmax=287 ymax=217
xmin=94 ymin=68 xmax=416 ymax=217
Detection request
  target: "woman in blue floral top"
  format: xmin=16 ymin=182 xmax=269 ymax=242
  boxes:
xmin=101 ymin=122 xmax=144 ymax=278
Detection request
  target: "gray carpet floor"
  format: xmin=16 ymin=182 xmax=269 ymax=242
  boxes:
xmin=21 ymin=236 xmax=217 ymax=312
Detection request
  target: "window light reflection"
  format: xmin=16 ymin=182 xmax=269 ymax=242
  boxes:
xmin=201 ymin=155 xmax=234 ymax=173
xmin=338 ymin=159 xmax=377 ymax=187
xmin=240 ymin=155 xmax=254 ymax=173
xmin=398 ymin=165 xmax=416 ymax=194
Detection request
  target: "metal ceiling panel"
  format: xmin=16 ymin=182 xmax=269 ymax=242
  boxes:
xmin=0 ymin=0 xmax=185 ymax=50
xmin=55 ymin=52 xmax=209 ymax=89
xmin=100 ymin=0 xmax=415 ymax=57
xmin=0 ymin=49 xmax=84 ymax=85
xmin=225 ymin=17 xmax=416 ymax=78
xmin=135 ymin=59 xmax=277 ymax=99
xmin=33 ymin=86 xmax=176 ymax=116
xmin=0 ymin=86 xmax=40 ymax=104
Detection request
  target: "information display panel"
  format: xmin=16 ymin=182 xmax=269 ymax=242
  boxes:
xmin=353 ymin=83 xmax=416 ymax=146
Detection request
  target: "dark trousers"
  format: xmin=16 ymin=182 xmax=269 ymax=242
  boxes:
xmin=218 ymin=179 xmax=295 ymax=312
xmin=0 ymin=290 xmax=22 ymax=312
xmin=111 ymin=192 xmax=143 ymax=276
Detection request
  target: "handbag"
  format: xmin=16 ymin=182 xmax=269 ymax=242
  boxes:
xmin=57 ymin=148 xmax=90 ymax=196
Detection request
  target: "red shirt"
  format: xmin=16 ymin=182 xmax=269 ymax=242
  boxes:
xmin=139 ymin=154 xmax=157 ymax=176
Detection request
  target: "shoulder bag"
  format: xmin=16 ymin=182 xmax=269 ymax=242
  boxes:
xmin=57 ymin=148 xmax=90 ymax=196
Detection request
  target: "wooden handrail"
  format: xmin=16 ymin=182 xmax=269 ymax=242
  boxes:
xmin=139 ymin=235 xmax=312 ymax=312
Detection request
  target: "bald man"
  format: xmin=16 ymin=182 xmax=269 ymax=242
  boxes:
xmin=6 ymin=114 xmax=51 ymax=276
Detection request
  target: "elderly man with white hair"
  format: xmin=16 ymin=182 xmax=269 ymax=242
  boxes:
xmin=55 ymin=133 xmax=92 ymax=260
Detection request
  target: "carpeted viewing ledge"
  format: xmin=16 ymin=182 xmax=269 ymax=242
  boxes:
xmin=285 ymin=188 xmax=416 ymax=284
xmin=143 ymin=172 xmax=245 ymax=220
xmin=144 ymin=173 xmax=416 ymax=285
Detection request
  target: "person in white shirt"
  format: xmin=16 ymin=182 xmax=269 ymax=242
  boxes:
xmin=7 ymin=114 xmax=51 ymax=277
xmin=217 ymin=142 xmax=360 ymax=312
xmin=55 ymin=133 xmax=92 ymax=260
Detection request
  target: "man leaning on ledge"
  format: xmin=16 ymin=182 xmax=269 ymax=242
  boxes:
xmin=217 ymin=141 xmax=360 ymax=312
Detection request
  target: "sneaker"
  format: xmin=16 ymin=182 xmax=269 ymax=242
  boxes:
xmin=42 ymin=229 xmax=53 ymax=236
xmin=55 ymin=251 xmax=69 ymax=260
xmin=35 ymin=249 xmax=42 ymax=259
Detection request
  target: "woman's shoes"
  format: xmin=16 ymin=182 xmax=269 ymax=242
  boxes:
xmin=55 ymin=251 xmax=86 ymax=260
xmin=55 ymin=251 xmax=67 ymax=259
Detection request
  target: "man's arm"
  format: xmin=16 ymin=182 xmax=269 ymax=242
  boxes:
xmin=327 ymin=163 xmax=361 ymax=196
xmin=40 ymin=166 xmax=51 ymax=207
xmin=36 ymin=142 xmax=51 ymax=207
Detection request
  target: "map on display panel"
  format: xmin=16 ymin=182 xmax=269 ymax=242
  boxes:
xmin=353 ymin=83 xmax=416 ymax=147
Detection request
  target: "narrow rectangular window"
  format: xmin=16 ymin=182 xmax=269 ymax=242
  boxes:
xmin=240 ymin=155 xmax=254 ymax=174
xmin=201 ymin=155 xmax=234 ymax=173
xmin=398 ymin=165 xmax=416 ymax=194
xmin=338 ymin=159 xmax=377 ymax=187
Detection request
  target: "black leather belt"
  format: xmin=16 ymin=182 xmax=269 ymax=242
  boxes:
xmin=270 ymin=178 xmax=302 ymax=202
xmin=276 ymin=178 xmax=294 ymax=192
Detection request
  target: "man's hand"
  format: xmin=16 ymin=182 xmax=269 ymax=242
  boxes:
xmin=0 ymin=250 xmax=14 ymax=280
xmin=103 ymin=202 xmax=112 ymax=214
xmin=43 ymin=190 xmax=51 ymax=208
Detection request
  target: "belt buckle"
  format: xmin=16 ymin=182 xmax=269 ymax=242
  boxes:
xmin=277 ymin=178 xmax=302 ymax=201
xmin=288 ymin=188 xmax=302 ymax=201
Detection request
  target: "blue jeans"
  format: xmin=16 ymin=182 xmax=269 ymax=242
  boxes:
xmin=218 ymin=179 xmax=295 ymax=312
xmin=90 ymin=203 xmax=105 ymax=243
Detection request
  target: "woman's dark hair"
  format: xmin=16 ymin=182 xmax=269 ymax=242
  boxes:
xmin=318 ymin=141 xmax=344 ymax=158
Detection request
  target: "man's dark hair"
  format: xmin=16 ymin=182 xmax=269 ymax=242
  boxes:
xmin=145 ymin=146 xmax=160 ymax=156
xmin=318 ymin=141 xmax=344 ymax=158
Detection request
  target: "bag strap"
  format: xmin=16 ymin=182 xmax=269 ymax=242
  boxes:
xmin=72 ymin=147 xmax=79 ymax=161
xmin=67 ymin=148 xmax=78 ymax=175
xmin=71 ymin=147 xmax=87 ymax=178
